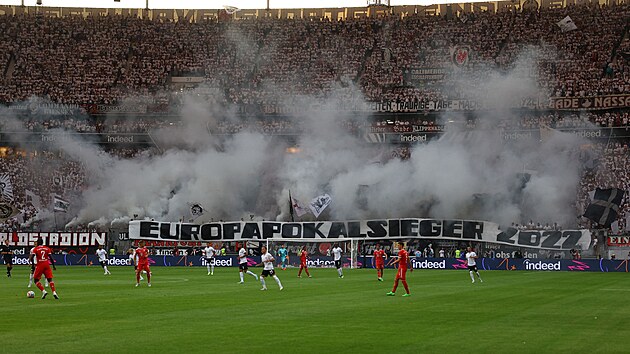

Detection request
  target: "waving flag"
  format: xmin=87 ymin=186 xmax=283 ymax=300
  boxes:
xmin=188 ymin=203 xmax=205 ymax=219
xmin=557 ymin=16 xmax=577 ymax=33
xmin=291 ymin=197 xmax=308 ymax=217
xmin=309 ymin=194 xmax=332 ymax=218
xmin=0 ymin=174 xmax=13 ymax=201
xmin=53 ymin=195 xmax=70 ymax=213
xmin=0 ymin=202 xmax=18 ymax=222
xmin=583 ymin=188 xmax=625 ymax=227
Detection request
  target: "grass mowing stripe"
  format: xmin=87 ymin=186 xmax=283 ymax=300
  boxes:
xmin=1 ymin=266 xmax=628 ymax=354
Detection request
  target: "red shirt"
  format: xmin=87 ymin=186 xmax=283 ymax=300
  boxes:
xmin=300 ymin=250 xmax=307 ymax=263
xmin=374 ymin=250 xmax=386 ymax=264
xmin=397 ymin=249 xmax=409 ymax=270
xmin=136 ymin=247 xmax=149 ymax=265
xmin=33 ymin=245 xmax=52 ymax=265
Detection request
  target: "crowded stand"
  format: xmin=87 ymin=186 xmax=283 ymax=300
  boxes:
xmin=0 ymin=3 xmax=626 ymax=105
xmin=0 ymin=2 xmax=629 ymax=241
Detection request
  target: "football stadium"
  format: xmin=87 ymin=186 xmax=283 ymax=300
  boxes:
xmin=0 ymin=0 xmax=629 ymax=352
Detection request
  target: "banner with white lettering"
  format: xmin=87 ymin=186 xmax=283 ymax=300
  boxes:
xmin=0 ymin=232 xmax=107 ymax=247
xmin=128 ymin=219 xmax=591 ymax=250
xmin=607 ymin=236 xmax=630 ymax=247
xmin=549 ymin=95 xmax=630 ymax=110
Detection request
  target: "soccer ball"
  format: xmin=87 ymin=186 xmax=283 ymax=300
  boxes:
xmin=27 ymin=291 xmax=35 ymax=298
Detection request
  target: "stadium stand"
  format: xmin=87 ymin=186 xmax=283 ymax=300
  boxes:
xmin=0 ymin=1 xmax=629 ymax=236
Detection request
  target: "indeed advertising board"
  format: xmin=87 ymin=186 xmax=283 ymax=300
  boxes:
xmin=5 ymin=255 xmax=630 ymax=272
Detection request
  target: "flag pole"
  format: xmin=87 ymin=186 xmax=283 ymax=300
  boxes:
xmin=288 ymin=190 xmax=295 ymax=222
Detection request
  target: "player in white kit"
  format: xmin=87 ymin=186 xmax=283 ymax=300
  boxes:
xmin=238 ymin=244 xmax=258 ymax=283
xmin=331 ymin=244 xmax=344 ymax=278
xmin=203 ymin=243 xmax=217 ymax=275
xmin=258 ymin=246 xmax=283 ymax=291
xmin=466 ymin=246 xmax=483 ymax=283
xmin=96 ymin=245 xmax=111 ymax=275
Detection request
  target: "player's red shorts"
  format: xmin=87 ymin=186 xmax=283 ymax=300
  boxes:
xmin=300 ymin=262 xmax=307 ymax=268
xmin=137 ymin=263 xmax=151 ymax=273
xmin=34 ymin=264 xmax=53 ymax=280
xmin=396 ymin=267 xmax=407 ymax=280
xmin=375 ymin=262 xmax=384 ymax=269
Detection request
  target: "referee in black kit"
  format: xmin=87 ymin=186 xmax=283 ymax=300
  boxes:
xmin=0 ymin=239 xmax=14 ymax=277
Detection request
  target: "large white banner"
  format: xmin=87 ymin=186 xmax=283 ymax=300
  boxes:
xmin=0 ymin=232 xmax=106 ymax=247
xmin=128 ymin=219 xmax=591 ymax=250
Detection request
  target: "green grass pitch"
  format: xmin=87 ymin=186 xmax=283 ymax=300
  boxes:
xmin=1 ymin=265 xmax=629 ymax=353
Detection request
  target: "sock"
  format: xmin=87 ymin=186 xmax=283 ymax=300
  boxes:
xmin=36 ymin=282 xmax=44 ymax=291
xmin=392 ymin=279 xmax=399 ymax=293
xmin=211 ymin=264 xmax=214 ymax=273
xmin=104 ymin=266 xmax=109 ymax=273
xmin=136 ymin=272 xmax=141 ymax=283
xmin=146 ymin=272 xmax=151 ymax=283
xmin=476 ymin=272 xmax=483 ymax=281
xmin=298 ymin=267 xmax=302 ymax=276
xmin=469 ymin=271 xmax=475 ymax=282
xmin=28 ymin=274 xmax=33 ymax=286
xmin=240 ymin=272 xmax=244 ymax=282
xmin=246 ymin=270 xmax=257 ymax=278
xmin=49 ymin=281 xmax=56 ymax=292
xmin=377 ymin=269 xmax=381 ymax=278
xmin=45 ymin=279 xmax=49 ymax=287
xmin=337 ymin=268 xmax=343 ymax=277
xmin=305 ymin=268 xmax=310 ymax=276
xmin=8 ymin=265 xmax=12 ymax=275
xmin=260 ymin=277 xmax=266 ymax=288
xmin=207 ymin=264 xmax=211 ymax=273
xmin=402 ymin=280 xmax=410 ymax=294
xmin=273 ymin=275 xmax=282 ymax=288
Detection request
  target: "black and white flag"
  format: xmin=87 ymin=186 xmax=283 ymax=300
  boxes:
xmin=309 ymin=194 xmax=332 ymax=218
xmin=188 ymin=203 xmax=205 ymax=219
xmin=0 ymin=174 xmax=13 ymax=201
xmin=53 ymin=195 xmax=70 ymax=213
xmin=556 ymin=16 xmax=577 ymax=32
xmin=0 ymin=202 xmax=18 ymax=222
xmin=583 ymin=188 xmax=625 ymax=227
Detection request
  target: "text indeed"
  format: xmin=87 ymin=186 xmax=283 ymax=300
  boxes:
xmin=523 ymin=259 xmax=560 ymax=271
xmin=412 ymin=259 xmax=446 ymax=269
xmin=201 ymin=258 xmax=232 ymax=267
xmin=106 ymin=258 xmax=132 ymax=266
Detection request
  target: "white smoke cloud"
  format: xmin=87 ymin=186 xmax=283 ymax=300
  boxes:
xmin=3 ymin=47 xmax=590 ymax=231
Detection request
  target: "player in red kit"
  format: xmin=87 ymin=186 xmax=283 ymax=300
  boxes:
xmin=29 ymin=239 xmax=59 ymax=299
xmin=373 ymin=243 xmax=387 ymax=281
xmin=387 ymin=242 xmax=411 ymax=297
xmin=297 ymin=246 xmax=311 ymax=278
xmin=135 ymin=241 xmax=152 ymax=287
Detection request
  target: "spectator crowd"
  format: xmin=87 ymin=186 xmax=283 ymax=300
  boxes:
xmin=0 ymin=2 xmax=630 ymax=237
xmin=0 ymin=3 xmax=626 ymax=106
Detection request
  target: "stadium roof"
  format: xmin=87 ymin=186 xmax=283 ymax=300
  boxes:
xmin=0 ymin=0 xmax=491 ymax=10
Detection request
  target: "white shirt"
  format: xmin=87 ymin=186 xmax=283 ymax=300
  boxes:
xmin=261 ymin=252 xmax=274 ymax=270
xmin=466 ymin=252 xmax=477 ymax=266
xmin=238 ymin=248 xmax=247 ymax=264
xmin=439 ymin=250 xmax=445 ymax=257
xmin=203 ymin=246 xmax=216 ymax=258
xmin=332 ymin=247 xmax=342 ymax=261
xmin=96 ymin=249 xmax=108 ymax=262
